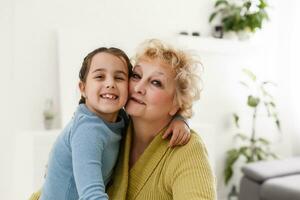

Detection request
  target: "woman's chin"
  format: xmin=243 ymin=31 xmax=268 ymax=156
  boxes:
xmin=125 ymin=102 xmax=143 ymax=115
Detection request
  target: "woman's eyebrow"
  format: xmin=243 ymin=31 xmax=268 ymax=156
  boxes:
xmin=153 ymin=71 xmax=164 ymax=76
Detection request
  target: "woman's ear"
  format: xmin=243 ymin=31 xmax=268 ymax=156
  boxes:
xmin=169 ymin=94 xmax=180 ymax=116
xmin=169 ymin=106 xmax=179 ymax=116
xmin=169 ymin=98 xmax=180 ymax=116
xmin=79 ymin=81 xmax=86 ymax=98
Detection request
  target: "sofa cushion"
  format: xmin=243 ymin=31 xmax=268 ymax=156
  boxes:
xmin=239 ymin=176 xmax=261 ymax=200
xmin=261 ymin=174 xmax=300 ymax=200
xmin=241 ymin=157 xmax=300 ymax=182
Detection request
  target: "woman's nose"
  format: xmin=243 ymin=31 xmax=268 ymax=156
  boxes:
xmin=134 ymin=81 xmax=146 ymax=95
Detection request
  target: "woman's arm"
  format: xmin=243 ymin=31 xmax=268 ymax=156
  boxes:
xmin=167 ymin=133 xmax=216 ymax=200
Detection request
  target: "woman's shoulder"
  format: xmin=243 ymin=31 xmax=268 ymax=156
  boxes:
xmin=167 ymin=129 xmax=210 ymax=163
xmin=178 ymin=129 xmax=207 ymax=151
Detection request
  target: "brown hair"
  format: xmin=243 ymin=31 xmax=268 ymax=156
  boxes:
xmin=79 ymin=47 xmax=132 ymax=104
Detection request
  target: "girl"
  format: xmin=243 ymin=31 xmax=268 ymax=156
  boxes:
xmin=35 ymin=47 xmax=189 ymax=200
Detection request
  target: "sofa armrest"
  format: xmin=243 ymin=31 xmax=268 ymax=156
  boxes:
xmin=241 ymin=157 xmax=300 ymax=182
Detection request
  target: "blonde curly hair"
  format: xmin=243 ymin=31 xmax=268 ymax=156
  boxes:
xmin=132 ymin=39 xmax=202 ymax=118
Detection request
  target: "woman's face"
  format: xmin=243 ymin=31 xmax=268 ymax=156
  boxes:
xmin=125 ymin=57 xmax=179 ymax=121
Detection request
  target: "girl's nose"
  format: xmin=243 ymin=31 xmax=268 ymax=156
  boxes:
xmin=105 ymin=78 xmax=115 ymax=89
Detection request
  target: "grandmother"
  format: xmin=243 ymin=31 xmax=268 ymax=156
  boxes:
xmin=108 ymin=39 xmax=216 ymax=200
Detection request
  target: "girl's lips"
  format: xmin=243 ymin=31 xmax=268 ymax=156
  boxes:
xmin=100 ymin=93 xmax=118 ymax=100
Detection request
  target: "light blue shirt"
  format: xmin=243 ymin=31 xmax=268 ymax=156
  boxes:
xmin=41 ymin=104 xmax=127 ymax=200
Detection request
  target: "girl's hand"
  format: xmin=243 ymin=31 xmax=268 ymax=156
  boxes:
xmin=162 ymin=119 xmax=191 ymax=147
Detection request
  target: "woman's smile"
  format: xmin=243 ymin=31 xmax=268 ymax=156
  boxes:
xmin=129 ymin=96 xmax=146 ymax=105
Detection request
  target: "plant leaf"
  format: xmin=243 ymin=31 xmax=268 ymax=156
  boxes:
xmin=233 ymin=113 xmax=240 ymax=128
xmin=268 ymin=152 xmax=278 ymax=159
xmin=248 ymin=95 xmax=260 ymax=107
xmin=215 ymin=0 xmax=229 ymax=7
xmin=262 ymin=81 xmax=277 ymax=87
xmin=243 ymin=68 xmax=256 ymax=81
xmin=239 ymin=146 xmax=252 ymax=161
xmin=275 ymin=119 xmax=281 ymax=131
xmin=257 ymin=137 xmax=270 ymax=145
xmin=239 ymin=81 xmax=249 ymax=89
xmin=209 ymin=12 xmax=218 ymax=23
xmin=224 ymin=149 xmax=240 ymax=184
xmin=269 ymin=102 xmax=276 ymax=107
xmin=234 ymin=133 xmax=249 ymax=141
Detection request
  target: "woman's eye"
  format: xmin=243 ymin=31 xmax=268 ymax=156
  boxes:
xmin=131 ymin=73 xmax=141 ymax=80
xmin=151 ymin=80 xmax=162 ymax=87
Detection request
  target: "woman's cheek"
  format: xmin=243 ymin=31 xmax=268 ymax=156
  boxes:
xmin=150 ymin=90 xmax=173 ymax=105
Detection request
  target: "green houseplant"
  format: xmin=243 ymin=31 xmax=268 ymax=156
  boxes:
xmin=43 ymin=98 xmax=55 ymax=130
xmin=209 ymin=0 xmax=269 ymax=38
xmin=224 ymin=69 xmax=280 ymax=185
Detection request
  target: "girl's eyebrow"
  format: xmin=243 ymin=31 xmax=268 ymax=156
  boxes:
xmin=92 ymin=68 xmax=105 ymax=73
xmin=115 ymin=70 xmax=128 ymax=76
xmin=92 ymin=68 xmax=127 ymax=75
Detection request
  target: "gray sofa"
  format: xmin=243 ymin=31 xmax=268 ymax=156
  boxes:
xmin=239 ymin=157 xmax=300 ymax=200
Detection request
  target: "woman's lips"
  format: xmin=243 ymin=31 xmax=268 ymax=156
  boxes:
xmin=130 ymin=96 xmax=146 ymax=105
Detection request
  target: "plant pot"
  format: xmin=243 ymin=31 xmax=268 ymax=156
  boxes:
xmin=237 ymin=30 xmax=252 ymax=41
xmin=44 ymin=118 xmax=54 ymax=130
xmin=223 ymin=31 xmax=238 ymax=40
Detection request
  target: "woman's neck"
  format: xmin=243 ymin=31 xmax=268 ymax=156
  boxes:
xmin=129 ymin=117 xmax=172 ymax=168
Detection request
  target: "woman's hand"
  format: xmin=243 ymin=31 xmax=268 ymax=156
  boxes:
xmin=162 ymin=119 xmax=191 ymax=147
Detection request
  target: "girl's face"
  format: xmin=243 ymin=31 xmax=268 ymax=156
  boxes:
xmin=79 ymin=52 xmax=129 ymax=122
xmin=125 ymin=57 xmax=179 ymax=122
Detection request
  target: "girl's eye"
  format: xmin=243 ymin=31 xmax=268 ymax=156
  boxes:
xmin=131 ymin=73 xmax=141 ymax=80
xmin=115 ymin=76 xmax=125 ymax=81
xmin=95 ymin=75 xmax=104 ymax=79
xmin=151 ymin=80 xmax=162 ymax=87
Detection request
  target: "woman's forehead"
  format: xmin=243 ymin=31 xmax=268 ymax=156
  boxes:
xmin=135 ymin=57 xmax=175 ymax=74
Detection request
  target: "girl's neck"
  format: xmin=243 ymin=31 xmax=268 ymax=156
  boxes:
xmin=84 ymin=103 xmax=118 ymax=123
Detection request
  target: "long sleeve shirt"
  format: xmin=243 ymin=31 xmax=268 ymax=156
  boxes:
xmin=40 ymin=104 xmax=126 ymax=200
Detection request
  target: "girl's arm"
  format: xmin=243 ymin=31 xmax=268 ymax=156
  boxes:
xmin=71 ymin=121 xmax=109 ymax=200
xmin=162 ymin=115 xmax=191 ymax=147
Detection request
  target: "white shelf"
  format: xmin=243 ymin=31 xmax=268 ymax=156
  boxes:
xmin=175 ymin=35 xmax=261 ymax=55
xmin=13 ymin=129 xmax=61 ymax=200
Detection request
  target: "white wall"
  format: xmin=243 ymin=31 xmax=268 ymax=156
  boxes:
xmin=289 ymin=0 xmax=300 ymax=154
xmin=3 ymin=0 xmax=214 ymax=199
xmin=12 ymin=0 xmax=213 ymax=131
xmin=0 ymin=0 xmax=14 ymax=196
xmin=2 ymin=0 xmax=299 ymax=199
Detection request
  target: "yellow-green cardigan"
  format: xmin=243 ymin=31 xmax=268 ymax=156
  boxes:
xmin=29 ymin=123 xmax=216 ymax=200
xmin=108 ymin=123 xmax=216 ymax=200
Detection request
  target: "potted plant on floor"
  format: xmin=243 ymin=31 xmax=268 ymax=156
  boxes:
xmin=224 ymin=69 xmax=281 ymax=191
